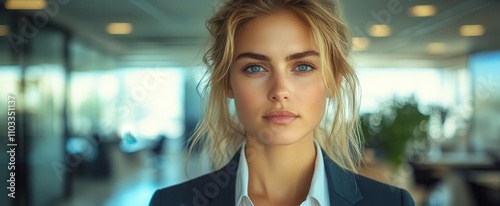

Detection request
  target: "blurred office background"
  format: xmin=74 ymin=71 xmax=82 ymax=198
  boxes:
xmin=0 ymin=0 xmax=499 ymax=205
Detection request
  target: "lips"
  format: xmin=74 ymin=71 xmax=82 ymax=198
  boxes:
xmin=263 ymin=110 xmax=298 ymax=124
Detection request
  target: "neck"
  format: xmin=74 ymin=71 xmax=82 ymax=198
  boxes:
xmin=245 ymin=134 xmax=316 ymax=204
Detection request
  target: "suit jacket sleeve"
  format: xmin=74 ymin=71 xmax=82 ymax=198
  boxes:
xmin=401 ymin=189 xmax=415 ymax=206
xmin=149 ymin=189 xmax=161 ymax=206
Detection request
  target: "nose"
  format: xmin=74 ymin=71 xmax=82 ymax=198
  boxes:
xmin=268 ymin=73 xmax=290 ymax=102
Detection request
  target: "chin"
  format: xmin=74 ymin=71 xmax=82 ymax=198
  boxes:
xmin=254 ymin=130 xmax=312 ymax=146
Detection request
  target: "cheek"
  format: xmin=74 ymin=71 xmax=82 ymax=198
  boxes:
xmin=296 ymin=80 xmax=327 ymax=113
xmin=230 ymin=78 xmax=264 ymax=112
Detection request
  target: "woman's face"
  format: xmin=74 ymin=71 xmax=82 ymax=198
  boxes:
xmin=229 ymin=10 xmax=327 ymax=145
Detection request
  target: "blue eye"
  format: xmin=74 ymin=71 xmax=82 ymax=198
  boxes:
xmin=295 ymin=64 xmax=313 ymax=73
xmin=245 ymin=65 xmax=264 ymax=73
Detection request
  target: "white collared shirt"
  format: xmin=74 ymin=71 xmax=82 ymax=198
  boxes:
xmin=235 ymin=141 xmax=330 ymax=206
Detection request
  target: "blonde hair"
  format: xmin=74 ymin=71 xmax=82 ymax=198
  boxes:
xmin=188 ymin=0 xmax=363 ymax=172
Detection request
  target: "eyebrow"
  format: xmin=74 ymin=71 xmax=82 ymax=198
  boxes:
xmin=234 ymin=50 xmax=319 ymax=62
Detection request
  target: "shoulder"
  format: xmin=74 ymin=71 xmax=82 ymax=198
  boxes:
xmin=353 ymin=174 xmax=415 ymax=206
xmin=149 ymin=173 xmax=206 ymax=206
xmin=149 ymin=154 xmax=240 ymax=206
xmin=322 ymin=151 xmax=415 ymax=205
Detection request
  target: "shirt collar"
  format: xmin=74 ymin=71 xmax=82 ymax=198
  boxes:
xmin=235 ymin=141 xmax=251 ymax=205
xmin=308 ymin=140 xmax=330 ymax=205
xmin=235 ymin=141 xmax=330 ymax=206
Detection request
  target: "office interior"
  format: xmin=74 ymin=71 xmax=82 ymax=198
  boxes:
xmin=0 ymin=0 xmax=499 ymax=205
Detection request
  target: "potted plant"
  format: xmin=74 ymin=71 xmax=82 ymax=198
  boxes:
xmin=361 ymin=97 xmax=429 ymax=169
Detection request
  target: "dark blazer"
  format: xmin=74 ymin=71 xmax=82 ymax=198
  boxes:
xmin=150 ymin=149 xmax=415 ymax=206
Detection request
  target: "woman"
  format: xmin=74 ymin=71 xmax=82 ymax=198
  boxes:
xmin=150 ymin=0 xmax=415 ymax=205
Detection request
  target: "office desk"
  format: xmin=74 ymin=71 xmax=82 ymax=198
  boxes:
xmin=413 ymin=151 xmax=496 ymax=169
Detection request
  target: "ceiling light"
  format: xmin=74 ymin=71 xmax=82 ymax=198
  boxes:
xmin=352 ymin=37 xmax=370 ymax=51
xmin=427 ymin=43 xmax=447 ymax=55
xmin=107 ymin=23 xmax=133 ymax=35
xmin=369 ymin=24 xmax=391 ymax=37
xmin=409 ymin=5 xmax=437 ymax=17
xmin=5 ymin=0 xmax=46 ymax=10
xmin=460 ymin=25 xmax=484 ymax=37
xmin=0 ymin=25 xmax=9 ymax=36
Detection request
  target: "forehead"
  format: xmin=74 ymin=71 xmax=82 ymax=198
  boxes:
xmin=234 ymin=10 xmax=317 ymax=56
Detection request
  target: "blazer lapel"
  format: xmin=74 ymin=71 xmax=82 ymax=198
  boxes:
xmin=207 ymin=149 xmax=241 ymax=206
xmin=322 ymin=150 xmax=364 ymax=206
